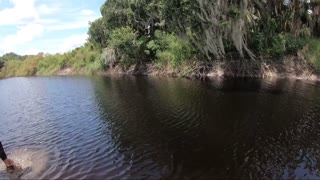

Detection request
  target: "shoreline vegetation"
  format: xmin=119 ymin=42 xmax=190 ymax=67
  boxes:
xmin=1 ymin=0 xmax=320 ymax=81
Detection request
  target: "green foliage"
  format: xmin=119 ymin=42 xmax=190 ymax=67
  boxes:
xmin=0 ymin=44 xmax=103 ymax=78
xmin=109 ymin=27 xmax=137 ymax=51
xmin=89 ymin=0 xmax=181 ymax=65
xmin=0 ymin=54 xmax=43 ymax=78
xmin=109 ymin=26 xmax=143 ymax=65
xmin=37 ymin=43 xmax=104 ymax=75
xmin=3 ymin=0 xmax=320 ymax=78
xmin=251 ymin=32 xmax=306 ymax=57
xmin=88 ymin=0 xmax=316 ymax=62
xmin=16 ymin=54 xmax=43 ymax=76
xmin=0 ymin=60 xmax=22 ymax=78
xmin=285 ymin=36 xmax=306 ymax=54
xmin=89 ymin=0 xmax=165 ymax=48
xmin=307 ymin=39 xmax=320 ymax=72
xmin=249 ymin=15 xmax=306 ymax=57
xmin=37 ymin=54 xmax=67 ymax=75
xmin=162 ymin=0 xmax=198 ymax=34
xmin=88 ymin=18 xmax=108 ymax=48
xmin=0 ymin=52 xmax=26 ymax=69
xmin=0 ymin=52 xmax=25 ymax=62
xmin=147 ymin=30 xmax=194 ymax=67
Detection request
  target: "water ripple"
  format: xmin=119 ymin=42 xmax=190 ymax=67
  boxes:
xmin=1 ymin=77 xmax=320 ymax=179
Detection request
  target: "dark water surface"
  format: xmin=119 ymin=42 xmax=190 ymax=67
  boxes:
xmin=1 ymin=76 xmax=320 ymax=179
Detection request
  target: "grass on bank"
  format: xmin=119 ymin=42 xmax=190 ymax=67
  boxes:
xmin=307 ymin=39 xmax=320 ymax=72
xmin=37 ymin=43 xmax=105 ymax=76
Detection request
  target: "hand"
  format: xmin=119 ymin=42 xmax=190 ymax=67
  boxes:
xmin=3 ymin=159 xmax=14 ymax=167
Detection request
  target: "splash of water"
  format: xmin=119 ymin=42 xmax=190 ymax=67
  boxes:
xmin=0 ymin=148 xmax=49 ymax=179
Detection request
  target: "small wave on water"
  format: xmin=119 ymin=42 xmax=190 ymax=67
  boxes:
xmin=0 ymin=147 xmax=49 ymax=179
xmin=2 ymin=77 xmax=320 ymax=179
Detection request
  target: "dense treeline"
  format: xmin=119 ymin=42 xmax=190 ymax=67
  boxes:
xmin=0 ymin=53 xmax=42 ymax=78
xmin=0 ymin=53 xmax=26 ymax=69
xmin=1 ymin=0 xmax=320 ymax=78
xmin=88 ymin=0 xmax=320 ymax=68
xmin=0 ymin=43 xmax=104 ymax=78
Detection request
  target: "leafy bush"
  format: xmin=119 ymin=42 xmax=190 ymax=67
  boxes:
xmin=37 ymin=43 xmax=104 ymax=75
xmin=108 ymin=26 xmax=143 ymax=65
xmin=251 ymin=32 xmax=306 ymax=57
xmin=16 ymin=54 xmax=43 ymax=76
xmin=0 ymin=54 xmax=43 ymax=77
xmin=147 ymin=30 xmax=194 ymax=67
xmin=307 ymin=39 xmax=320 ymax=72
xmin=0 ymin=52 xmax=26 ymax=62
xmin=285 ymin=36 xmax=306 ymax=54
xmin=1 ymin=60 xmax=22 ymax=77
xmin=37 ymin=54 xmax=67 ymax=75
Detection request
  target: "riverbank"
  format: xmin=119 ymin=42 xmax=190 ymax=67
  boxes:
xmin=52 ymin=58 xmax=318 ymax=82
xmin=1 ymin=57 xmax=318 ymax=82
xmin=100 ymin=54 xmax=319 ymax=81
xmin=0 ymin=44 xmax=319 ymax=82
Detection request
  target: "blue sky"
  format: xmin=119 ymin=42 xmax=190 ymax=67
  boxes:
xmin=0 ymin=0 xmax=105 ymax=55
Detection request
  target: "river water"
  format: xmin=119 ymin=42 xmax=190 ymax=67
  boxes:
xmin=1 ymin=76 xmax=320 ymax=179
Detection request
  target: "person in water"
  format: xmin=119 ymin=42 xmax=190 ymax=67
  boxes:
xmin=0 ymin=141 xmax=14 ymax=170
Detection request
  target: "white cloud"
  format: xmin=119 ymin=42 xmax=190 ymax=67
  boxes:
xmin=0 ymin=0 xmax=38 ymax=25
xmin=57 ymin=34 xmax=88 ymax=53
xmin=81 ymin=9 xmax=95 ymax=15
xmin=49 ymin=16 xmax=98 ymax=31
xmin=36 ymin=18 xmax=59 ymax=24
xmin=0 ymin=23 xmax=44 ymax=53
xmin=49 ymin=21 xmax=90 ymax=31
xmin=0 ymin=0 xmax=102 ymax=55
xmin=20 ymin=48 xmax=42 ymax=55
xmin=3 ymin=23 xmax=44 ymax=44
xmin=37 ymin=4 xmax=58 ymax=15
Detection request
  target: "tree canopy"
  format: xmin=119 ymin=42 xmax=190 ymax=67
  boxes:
xmin=0 ymin=53 xmax=26 ymax=68
xmin=88 ymin=0 xmax=320 ymax=64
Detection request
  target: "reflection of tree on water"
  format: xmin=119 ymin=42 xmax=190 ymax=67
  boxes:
xmin=92 ymin=76 xmax=213 ymax=178
xmin=92 ymin=76 xmax=320 ymax=179
xmin=223 ymin=79 xmax=320 ymax=179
